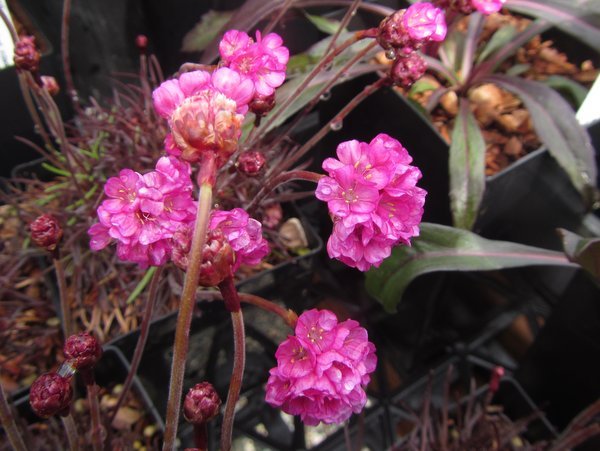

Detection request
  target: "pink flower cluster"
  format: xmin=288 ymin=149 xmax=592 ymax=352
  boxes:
xmin=403 ymin=2 xmax=447 ymax=43
xmin=88 ymin=156 xmax=196 ymax=267
xmin=316 ymin=134 xmax=426 ymax=271
xmin=471 ymin=0 xmax=506 ymax=15
xmin=210 ymin=208 xmax=270 ymax=271
xmin=265 ymin=309 xmax=376 ymax=425
xmin=219 ymin=30 xmax=289 ymax=97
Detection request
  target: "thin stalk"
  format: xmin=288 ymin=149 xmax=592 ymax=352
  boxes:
xmin=238 ymin=293 xmax=298 ymax=329
xmin=193 ymin=423 xmax=208 ymax=451
xmin=53 ymin=253 xmax=72 ymax=339
xmin=61 ymin=0 xmax=80 ymax=108
xmin=0 ymin=375 xmax=27 ymax=451
xmin=323 ymin=0 xmax=362 ymax=57
xmin=163 ymin=179 xmax=214 ymax=450
xmin=247 ymin=31 xmax=373 ymax=148
xmin=246 ymin=169 xmax=323 ymax=214
xmin=220 ymin=309 xmax=245 ymax=451
xmin=82 ymin=371 xmax=103 ymax=451
xmin=0 ymin=4 xmax=17 ymax=42
xmin=262 ymin=0 xmax=295 ymax=34
xmin=284 ymin=76 xmax=386 ymax=169
xmin=61 ymin=413 xmax=79 ymax=451
xmin=109 ymin=266 xmax=163 ymax=426
xmin=18 ymin=74 xmax=55 ymax=151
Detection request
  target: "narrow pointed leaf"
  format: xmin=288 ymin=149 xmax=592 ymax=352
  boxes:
xmin=365 ymin=223 xmax=575 ymax=312
xmin=476 ymin=24 xmax=518 ymax=64
xmin=181 ymin=10 xmax=234 ymax=52
xmin=449 ymin=98 xmax=486 ymax=230
xmin=558 ymin=228 xmax=600 ymax=279
xmin=304 ymin=12 xmax=346 ymax=35
xmin=487 ymin=74 xmax=597 ymax=205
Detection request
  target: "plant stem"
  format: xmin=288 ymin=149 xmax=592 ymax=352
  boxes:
xmin=0 ymin=375 xmax=27 ymax=451
xmin=193 ymin=423 xmax=209 ymax=451
xmin=246 ymin=170 xmax=323 ymax=214
xmin=238 ymin=293 xmax=298 ymax=329
xmin=61 ymin=413 xmax=79 ymax=451
xmin=109 ymin=266 xmax=163 ymax=426
xmin=163 ymin=179 xmax=214 ymax=450
xmin=53 ymin=253 xmax=72 ymax=339
xmin=61 ymin=0 xmax=80 ymax=108
xmin=82 ymin=370 xmax=103 ymax=451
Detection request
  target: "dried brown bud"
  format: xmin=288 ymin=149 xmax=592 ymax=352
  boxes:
xmin=236 ymin=151 xmax=266 ymax=176
xmin=249 ymin=93 xmax=276 ymax=118
xmin=183 ymin=382 xmax=221 ymax=425
xmin=30 ymin=373 xmax=73 ymax=418
xmin=390 ymin=53 xmax=427 ymax=88
xmin=63 ymin=332 xmax=103 ymax=370
xmin=29 ymin=214 xmax=63 ymax=252
xmin=14 ymin=35 xmax=40 ymax=73
xmin=41 ymin=75 xmax=60 ymax=96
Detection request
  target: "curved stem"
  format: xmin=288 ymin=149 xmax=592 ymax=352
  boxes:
xmin=109 ymin=266 xmax=163 ymax=426
xmin=82 ymin=370 xmax=103 ymax=451
xmin=53 ymin=254 xmax=72 ymax=339
xmin=220 ymin=309 xmax=245 ymax=451
xmin=0 ymin=375 xmax=27 ymax=451
xmin=163 ymin=181 xmax=214 ymax=450
xmin=262 ymin=0 xmax=295 ymax=34
xmin=246 ymin=169 xmax=323 ymax=214
xmin=61 ymin=413 xmax=79 ymax=451
xmin=61 ymin=0 xmax=80 ymax=108
xmin=323 ymin=0 xmax=362 ymax=57
xmin=238 ymin=293 xmax=297 ymax=329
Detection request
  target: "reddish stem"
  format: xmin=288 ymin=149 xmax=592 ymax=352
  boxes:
xmin=193 ymin=423 xmax=208 ymax=451
xmin=0 ymin=374 xmax=26 ymax=451
xmin=81 ymin=370 xmax=103 ymax=451
xmin=238 ymin=293 xmax=298 ymax=329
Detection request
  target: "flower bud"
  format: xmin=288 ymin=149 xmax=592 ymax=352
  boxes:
xmin=183 ymin=382 xmax=221 ymax=425
xmin=13 ymin=35 xmax=40 ymax=73
xmin=135 ymin=34 xmax=148 ymax=51
xmin=29 ymin=214 xmax=63 ymax=252
xmin=489 ymin=366 xmax=505 ymax=393
xmin=63 ymin=332 xmax=103 ymax=371
xmin=262 ymin=203 xmax=283 ymax=229
xmin=450 ymin=0 xmax=476 ymax=14
xmin=249 ymin=93 xmax=276 ymax=118
xmin=30 ymin=373 xmax=73 ymax=418
xmin=41 ymin=75 xmax=60 ymax=96
xmin=236 ymin=151 xmax=266 ymax=176
xmin=390 ymin=53 xmax=427 ymax=88
xmin=377 ymin=10 xmax=411 ymax=51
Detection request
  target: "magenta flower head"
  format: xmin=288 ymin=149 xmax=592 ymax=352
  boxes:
xmin=390 ymin=53 xmax=427 ymax=88
xmin=30 ymin=372 xmax=73 ymax=418
xmin=265 ymin=309 xmax=377 ymax=425
xmin=152 ymin=68 xmax=254 ymax=166
xmin=29 ymin=214 xmax=63 ymax=252
xmin=403 ymin=3 xmax=447 ymax=42
xmin=219 ymin=30 xmax=289 ymax=97
xmin=209 ymin=208 xmax=270 ymax=271
xmin=88 ymin=156 xmax=197 ymax=268
xmin=471 ymin=0 xmax=506 ymax=15
xmin=63 ymin=332 xmax=103 ymax=371
xmin=183 ymin=382 xmax=222 ymax=425
xmin=315 ymin=134 xmax=426 ymax=271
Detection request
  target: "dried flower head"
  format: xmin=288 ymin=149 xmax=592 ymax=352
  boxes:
xmin=265 ymin=309 xmax=376 ymax=425
xmin=30 ymin=373 xmax=73 ymax=418
xmin=183 ymin=382 xmax=222 ymax=424
xmin=63 ymin=332 xmax=103 ymax=370
xmin=29 ymin=213 xmax=63 ymax=252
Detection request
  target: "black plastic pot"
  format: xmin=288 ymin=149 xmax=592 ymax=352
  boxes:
xmin=4 ymin=346 xmax=164 ymax=450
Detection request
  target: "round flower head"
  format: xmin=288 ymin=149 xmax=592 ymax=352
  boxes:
xmin=316 ymin=134 xmax=426 ymax=271
xmin=30 ymin=373 xmax=73 ymax=418
xmin=403 ymin=3 xmax=447 ymax=42
xmin=209 ymin=208 xmax=270 ymax=271
xmin=183 ymin=382 xmax=222 ymax=425
xmin=471 ymin=0 xmax=506 ymax=15
xmin=152 ymin=68 xmax=254 ymax=166
xmin=63 ymin=332 xmax=103 ymax=370
xmin=390 ymin=53 xmax=427 ymax=88
xmin=265 ymin=309 xmax=376 ymax=425
xmin=29 ymin=214 xmax=63 ymax=252
xmin=219 ymin=30 xmax=289 ymax=97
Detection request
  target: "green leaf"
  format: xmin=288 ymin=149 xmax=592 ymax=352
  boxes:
xmin=408 ymin=78 xmax=439 ymax=97
xmin=543 ymin=75 xmax=589 ymax=107
xmin=487 ymin=74 xmax=598 ymax=205
xmin=558 ymin=228 xmax=600 ymax=279
xmin=304 ymin=12 xmax=346 ymax=35
xmin=181 ymin=10 xmax=234 ymax=53
xmin=366 ymin=223 xmax=575 ymax=312
xmin=126 ymin=267 xmax=158 ymax=305
xmin=41 ymin=162 xmax=70 ymax=177
xmin=477 ymin=24 xmax=518 ymax=64
xmin=506 ymin=63 xmax=530 ymax=76
xmin=449 ymin=98 xmax=486 ymax=230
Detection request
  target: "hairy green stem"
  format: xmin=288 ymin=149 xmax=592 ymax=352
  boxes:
xmin=0 ymin=375 xmax=26 ymax=451
xmin=163 ymin=180 xmax=214 ymax=450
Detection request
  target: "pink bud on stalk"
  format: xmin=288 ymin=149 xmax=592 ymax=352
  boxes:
xmin=471 ymin=0 xmax=506 ymax=15
xmin=390 ymin=53 xmax=428 ymax=88
xmin=63 ymin=332 xmax=103 ymax=370
xmin=29 ymin=214 xmax=63 ymax=252
xmin=30 ymin=373 xmax=73 ymax=418
xmin=183 ymin=382 xmax=222 ymax=424
xmin=237 ymin=151 xmax=266 ymax=176
xmin=13 ymin=35 xmax=40 ymax=73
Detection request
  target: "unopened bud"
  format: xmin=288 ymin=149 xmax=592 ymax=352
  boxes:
xmin=183 ymin=382 xmax=221 ymax=425
xmin=30 ymin=372 xmax=73 ymax=418
xmin=449 ymin=0 xmax=475 ymax=14
xmin=377 ymin=10 xmax=412 ymax=52
xmin=63 ymin=332 xmax=103 ymax=370
xmin=390 ymin=53 xmax=427 ymax=88
xmin=489 ymin=366 xmax=505 ymax=393
xmin=41 ymin=76 xmax=60 ymax=96
xmin=262 ymin=203 xmax=283 ymax=229
xmin=14 ymin=35 xmax=40 ymax=73
xmin=249 ymin=93 xmax=276 ymax=118
xmin=29 ymin=214 xmax=63 ymax=252
xmin=236 ymin=151 xmax=266 ymax=176
xmin=136 ymin=34 xmax=148 ymax=51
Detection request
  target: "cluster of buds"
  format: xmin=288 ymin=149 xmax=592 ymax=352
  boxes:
xmin=30 ymin=332 xmax=102 ymax=418
xmin=377 ymin=2 xmax=447 ymax=88
xmin=13 ymin=35 xmax=61 ymax=96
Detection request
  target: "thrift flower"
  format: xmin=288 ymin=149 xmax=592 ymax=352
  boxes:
xmin=219 ymin=30 xmax=289 ymax=97
xmin=403 ymin=3 xmax=447 ymax=42
xmin=265 ymin=309 xmax=376 ymax=425
xmin=471 ymin=0 xmax=506 ymax=15
xmin=209 ymin=208 xmax=270 ymax=271
xmin=88 ymin=156 xmax=196 ymax=267
xmin=316 ymin=134 xmax=426 ymax=271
